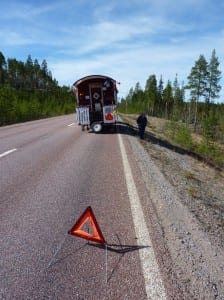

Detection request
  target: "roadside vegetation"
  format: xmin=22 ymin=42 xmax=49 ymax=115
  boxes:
xmin=0 ymin=52 xmax=75 ymax=126
xmin=118 ymin=49 xmax=224 ymax=168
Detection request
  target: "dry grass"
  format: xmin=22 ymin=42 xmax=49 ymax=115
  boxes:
xmin=183 ymin=171 xmax=196 ymax=180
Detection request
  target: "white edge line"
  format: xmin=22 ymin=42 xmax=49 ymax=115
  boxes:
xmin=118 ymin=134 xmax=167 ymax=300
xmin=0 ymin=148 xmax=17 ymax=158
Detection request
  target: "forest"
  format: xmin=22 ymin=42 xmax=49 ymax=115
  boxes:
xmin=118 ymin=49 xmax=224 ymax=167
xmin=0 ymin=51 xmax=75 ymax=126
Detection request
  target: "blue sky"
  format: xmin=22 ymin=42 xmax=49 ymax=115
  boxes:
xmin=1 ymin=0 xmax=224 ymax=101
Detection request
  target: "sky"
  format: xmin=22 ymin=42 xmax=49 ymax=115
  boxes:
xmin=1 ymin=0 xmax=224 ymax=101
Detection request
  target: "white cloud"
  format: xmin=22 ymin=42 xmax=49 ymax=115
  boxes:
xmin=50 ymin=28 xmax=224 ymax=100
xmin=1 ymin=2 xmax=63 ymax=21
xmin=50 ymin=14 xmax=193 ymax=59
xmin=1 ymin=0 xmax=223 ymax=101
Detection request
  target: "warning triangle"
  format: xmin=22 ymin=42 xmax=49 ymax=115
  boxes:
xmin=68 ymin=206 xmax=106 ymax=244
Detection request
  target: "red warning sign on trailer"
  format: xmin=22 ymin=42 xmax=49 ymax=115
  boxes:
xmin=68 ymin=206 xmax=106 ymax=244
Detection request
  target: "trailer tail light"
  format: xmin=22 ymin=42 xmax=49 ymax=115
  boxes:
xmin=105 ymin=113 xmax=113 ymax=120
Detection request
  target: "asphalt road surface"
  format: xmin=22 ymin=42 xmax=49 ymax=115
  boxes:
xmin=0 ymin=115 xmax=167 ymax=300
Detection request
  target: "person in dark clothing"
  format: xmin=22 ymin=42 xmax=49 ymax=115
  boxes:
xmin=137 ymin=113 xmax=147 ymax=139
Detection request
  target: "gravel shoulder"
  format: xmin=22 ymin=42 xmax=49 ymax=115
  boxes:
xmin=120 ymin=115 xmax=224 ymax=299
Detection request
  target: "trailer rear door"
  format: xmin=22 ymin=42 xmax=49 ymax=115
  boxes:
xmin=90 ymin=87 xmax=102 ymax=112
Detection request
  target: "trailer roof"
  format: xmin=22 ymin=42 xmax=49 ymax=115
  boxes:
xmin=73 ymin=75 xmax=117 ymax=87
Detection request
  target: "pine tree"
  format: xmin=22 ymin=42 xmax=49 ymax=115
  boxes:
xmin=25 ymin=55 xmax=33 ymax=88
xmin=173 ymin=74 xmax=182 ymax=103
xmin=163 ymin=80 xmax=173 ymax=119
xmin=0 ymin=52 xmax=7 ymax=86
xmin=157 ymin=75 xmax=164 ymax=117
xmin=132 ymin=82 xmax=142 ymax=106
xmin=7 ymin=58 xmax=18 ymax=89
xmin=39 ymin=59 xmax=48 ymax=89
xmin=126 ymin=87 xmax=133 ymax=103
xmin=186 ymin=54 xmax=209 ymax=129
xmin=172 ymin=74 xmax=184 ymax=119
xmin=33 ymin=59 xmax=41 ymax=89
xmin=187 ymin=54 xmax=209 ymax=101
xmin=207 ymin=49 xmax=221 ymax=103
xmin=145 ymin=75 xmax=157 ymax=116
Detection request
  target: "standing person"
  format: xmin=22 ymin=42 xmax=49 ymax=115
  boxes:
xmin=137 ymin=113 xmax=147 ymax=139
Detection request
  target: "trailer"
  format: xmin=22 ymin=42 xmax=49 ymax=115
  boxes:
xmin=73 ymin=75 xmax=118 ymax=133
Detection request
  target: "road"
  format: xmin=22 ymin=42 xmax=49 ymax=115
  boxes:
xmin=0 ymin=115 xmax=167 ymax=300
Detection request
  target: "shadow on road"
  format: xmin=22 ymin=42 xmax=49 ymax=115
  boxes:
xmin=88 ymin=239 xmax=150 ymax=282
xmin=96 ymin=121 xmax=191 ymax=156
xmin=88 ymin=241 xmax=149 ymax=254
xmin=47 ymin=233 xmax=150 ymax=283
xmin=94 ymin=121 xmax=222 ymax=170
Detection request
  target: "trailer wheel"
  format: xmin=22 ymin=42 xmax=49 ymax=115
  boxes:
xmin=91 ymin=122 xmax=102 ymax=133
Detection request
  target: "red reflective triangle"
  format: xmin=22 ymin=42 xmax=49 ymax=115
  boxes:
xmin=68 ymin=206 xmax=106 ymax=244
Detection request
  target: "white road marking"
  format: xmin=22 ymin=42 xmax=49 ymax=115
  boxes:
xmin=118 ymin=134 xmax=167 ymax=300
xmin=0 ymin=148 xmax=17 ymax=158
xmin=67 ymin=123 xmax=75 ymax=127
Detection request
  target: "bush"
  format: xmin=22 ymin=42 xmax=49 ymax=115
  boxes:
xmin=165 ymin=121 xmax=193 ymax=150
xmin=175 ymin=124 xmax=194 ymax=149
xmin=196 ymin=139 xmax=224 ymax=166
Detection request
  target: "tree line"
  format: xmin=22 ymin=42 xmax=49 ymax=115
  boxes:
xmin=119 ymin=49 xmax=224 ymax=142
xmin=0 ymin=52 xmax=75 ymax=126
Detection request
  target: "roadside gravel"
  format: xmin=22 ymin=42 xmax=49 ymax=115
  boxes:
xmin=122 ymin=116 xmax=224 ymax=299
